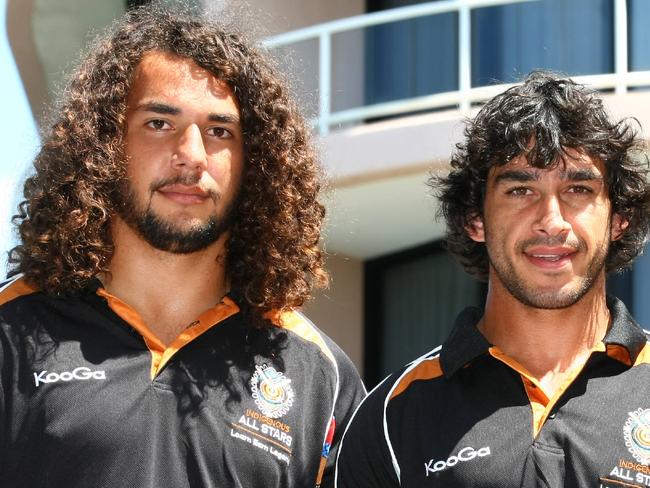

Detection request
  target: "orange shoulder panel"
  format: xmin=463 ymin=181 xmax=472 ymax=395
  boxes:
xmin=266 ymin=309 xmax=335 ymax=364
xmin=0 ymin=277 xmax=37 ymax=307
xmin=390 ymin=357 xmax=443 ymax=400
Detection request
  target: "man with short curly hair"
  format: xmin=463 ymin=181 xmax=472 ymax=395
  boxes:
xmin=0 ymin=5 xmax=364 ymax=488
xmin=336 ymin=71 xmax=650 ymax=487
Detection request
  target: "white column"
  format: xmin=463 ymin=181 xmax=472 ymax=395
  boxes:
xmin=318 ymin=32 xmax=332 ymax=135
xmin=613 ymin=0 xmax=628 ymax=95
xmin=458 ymin=0 xmax=471 ymax=112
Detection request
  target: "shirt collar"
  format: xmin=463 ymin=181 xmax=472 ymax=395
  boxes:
xmin=602 ymin=295 xmax=648 ymax=361
xmin=439 ymin=306 xmax=490 ymax=378
xmin=440 ymin=295 xmax=647 ymax=378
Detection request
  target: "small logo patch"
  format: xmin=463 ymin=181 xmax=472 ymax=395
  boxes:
xmin=624 ymin=408 xmax=650 ymax=465
xmin=250 ymin=364 xmax=294 ymax=418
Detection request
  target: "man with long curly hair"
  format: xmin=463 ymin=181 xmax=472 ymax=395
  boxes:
xmin=336 ymin=71 xmax=650 ymax=487
xmin=0 ymin=5 xmax=364 ymax=488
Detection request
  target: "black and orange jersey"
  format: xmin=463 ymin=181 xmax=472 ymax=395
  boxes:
xmin=335 ymin=297 xmax=650 ymax=488
xmin=0 ymin=275 xmax=365 ymax=488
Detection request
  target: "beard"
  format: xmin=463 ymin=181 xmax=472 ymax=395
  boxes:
xmin=487 ymin=233 xmax=609 ymax=310
xmin=115 ymin=174 xmax=237 ymax=254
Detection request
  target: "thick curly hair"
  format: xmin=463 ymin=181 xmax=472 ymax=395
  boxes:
xmin=433 ymin=70 xmax=650 ymax=281
xmin=9 ymin=4 xmax=327 ymax=325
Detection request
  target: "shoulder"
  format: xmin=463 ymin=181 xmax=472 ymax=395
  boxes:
xmin=346 ymin=345 xmax=444 ymax=428
xmin=335 ymin=346 xmax=443 ymax=487
xmin=271 ymin=309 xmax=353 ymax=370
xmin=0 ymin=274 xmax=39 ymax=310
xmin=386 ymin=346 xmax=445 ymax=403
xmin=268 ymin=308 xmax=365 ymax=401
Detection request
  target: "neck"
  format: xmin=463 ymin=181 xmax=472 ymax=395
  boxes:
xmin=479 ymin=272 xmax=610 ymax=395
xmin=100 ymin=217 xmax=229 ymax=345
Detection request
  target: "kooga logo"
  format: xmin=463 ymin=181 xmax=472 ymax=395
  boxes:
xmin=34 ymin=367 xmax=106 ymax=387
xmin=424 ymin=446 xmax=491 ymax=476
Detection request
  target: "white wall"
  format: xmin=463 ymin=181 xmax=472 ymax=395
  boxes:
xmin=303 ymin=253 xmax=364 ymax=374
xmin=243 ymin=0 xmax=364 ymax=34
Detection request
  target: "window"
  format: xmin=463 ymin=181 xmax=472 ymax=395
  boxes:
xmin=364 ymin=241 xmax=484 ymax=387
xmin=472 ymin=0 xmax=613 ymax=86
xmin=628 ymin=0 xmax=650 ymax=71
xmin=365 ymin=0 xmax=458 ymax=106
xmin=365 ymin=0 xmax=617 ymax=103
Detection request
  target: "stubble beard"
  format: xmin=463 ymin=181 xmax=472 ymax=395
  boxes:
xmin=116 ymin=175 xmax=237 ymax=254
xmin=487 ymin=234 xmax=609 ymax=310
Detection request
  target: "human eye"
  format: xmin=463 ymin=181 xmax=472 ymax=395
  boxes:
xmin=206 ymin=126 xmax=233 ymax=139
xmin=145 ymin=119 xmax=172 ymax=131
xmin=567 ymin=185 xmax=593 ymax=195
xmin=505 ymin=186 xmax=533 ymax=197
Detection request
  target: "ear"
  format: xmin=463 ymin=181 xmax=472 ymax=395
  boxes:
xmin=611 ymin=213 xmax=629 ymax=241
xmin=465 ymin=214 xmax=486 ymax=243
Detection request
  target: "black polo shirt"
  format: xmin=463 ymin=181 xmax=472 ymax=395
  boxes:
xmin=0 ymin=275 xmax=365 ymax=488
xmin=335 ymin=296 xmax=650 ymax=488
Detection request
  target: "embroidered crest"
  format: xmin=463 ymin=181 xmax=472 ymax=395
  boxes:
xmin=250 ymin=364 xmax=294 ymax=418
xmin=624 ymin=408 xmax=650 ymax=465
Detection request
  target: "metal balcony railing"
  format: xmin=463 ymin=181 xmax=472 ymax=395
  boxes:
xmin=263 ymin=0 xmax=650 ymax=135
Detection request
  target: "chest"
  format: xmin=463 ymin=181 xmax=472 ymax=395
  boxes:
xmin=7 ymin=335 xmax=335 ymax=488
xmin=391 ymin=361 xmax=650 ymax=488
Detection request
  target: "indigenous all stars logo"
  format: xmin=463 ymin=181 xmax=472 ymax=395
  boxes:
xmin=624 ymin=408 xmax=650 ymax=464
xmin=250 ymin=364 xmax=294 ymax=418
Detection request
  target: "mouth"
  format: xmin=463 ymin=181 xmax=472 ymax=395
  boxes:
xmin=156 ymin=184 xmax=211 ymax=204
xmin=523 ymin=248 xmax=577 ymax=269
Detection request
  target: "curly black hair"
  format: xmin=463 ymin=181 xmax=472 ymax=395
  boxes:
xmin=432 ymin=70 xmax=650 ymax=281
xmin=8 ymin=3 xmax=327 ymax=326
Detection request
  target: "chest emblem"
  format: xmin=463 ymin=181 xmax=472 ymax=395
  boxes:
xmin=250 ymin=364 xmax=294 ymax=418
xmin=624 ymin=408 xmax=650 ymax=465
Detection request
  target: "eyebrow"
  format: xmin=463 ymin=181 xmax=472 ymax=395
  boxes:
xmin=562 ymin=168 xmax=603 ymax=181
xmin=207 ymin=113 xmax=240 ymax=124
xmin=493 ymin=167 xmax=603 ymax=186
xmin=134 ymin=102 xmax=240 ymax=124
xmin=135 ymin=102 xmax=179 ymax=115
xmin=493 ymin=170 xmax=538 ymax=185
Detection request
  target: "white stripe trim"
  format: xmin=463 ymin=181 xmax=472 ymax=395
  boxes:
xmin=0 ymin=273 xmax=23 ymax=293
xmin=334 ymin=373 xmax=393 ymax=488
xmin=293 ymin=311 xmax=342 ymax=475
xmin=406 ymin=344 xmax=442 ymax=366
xmin=383 ymin=347 xmax=442 ymax=483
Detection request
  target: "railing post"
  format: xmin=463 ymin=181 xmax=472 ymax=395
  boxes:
xmin=318 ymin=32 xmax=332 ymax=135
xmin=263 ymin=0 xmax=541 ymax=129
xmin=458 ymin=0 xmax=471 ymax=112
xmin=614 ymin=0 xmax=628 ymax=95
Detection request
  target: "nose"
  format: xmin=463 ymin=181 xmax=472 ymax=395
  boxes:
xmin=532 ymin=194 xmax=571 ymax=237
xmin=172 ymin=124 xmax=207 ymax=171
